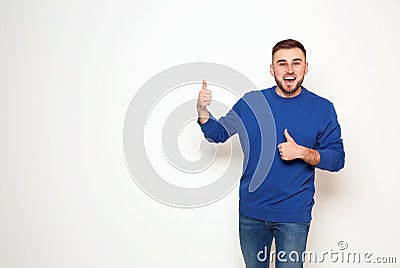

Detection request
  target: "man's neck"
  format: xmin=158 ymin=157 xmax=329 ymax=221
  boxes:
xmin=275 ymin=86 xmax=302 ymax=98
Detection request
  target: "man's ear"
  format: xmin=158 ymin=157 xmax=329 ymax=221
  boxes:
xmin=305 ymin=62 xmax=309 ymax=75
xmin=270 ymin=64 xmax=274 ymax=76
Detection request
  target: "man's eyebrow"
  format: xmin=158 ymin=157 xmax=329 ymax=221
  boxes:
xmin=275 ymin=58 xmax=303 ymax=64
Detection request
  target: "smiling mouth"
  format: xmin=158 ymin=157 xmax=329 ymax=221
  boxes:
xmin=283 ymin=76 xmax=296 ymax=84
xmin=283 ymin=76 xmax=296 ymax=83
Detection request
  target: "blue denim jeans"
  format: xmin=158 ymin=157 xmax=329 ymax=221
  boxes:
xmin=239 ymin=214 xmax=310 ymax=268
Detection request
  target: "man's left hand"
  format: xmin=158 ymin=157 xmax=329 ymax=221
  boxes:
xmin=278 ymin=128 xmax=302 ymax=161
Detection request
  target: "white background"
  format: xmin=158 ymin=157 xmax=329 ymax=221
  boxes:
xmin=1 ymin=0 xmax=399 ymax=267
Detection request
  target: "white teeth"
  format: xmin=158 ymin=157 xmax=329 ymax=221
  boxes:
xmin=284 ymin=77 xmax=295 ymax=80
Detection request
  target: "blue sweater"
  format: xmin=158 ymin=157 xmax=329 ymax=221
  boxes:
xmin=199 ymin=86 xmax=345 ymax=222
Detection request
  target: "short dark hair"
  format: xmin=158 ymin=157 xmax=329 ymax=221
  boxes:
xmin=272 ymin=39 xmax=306 ymax=61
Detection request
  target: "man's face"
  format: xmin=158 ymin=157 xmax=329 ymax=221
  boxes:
xmin=270 ymin=48 xmax=308 ymax=97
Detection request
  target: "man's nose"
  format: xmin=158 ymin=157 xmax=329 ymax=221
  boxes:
xmin=287 ymin=65 xmax=294 ymax=73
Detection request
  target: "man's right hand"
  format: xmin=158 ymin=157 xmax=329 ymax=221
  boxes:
xmin=197 ymin=80 xmax=212 ymax=124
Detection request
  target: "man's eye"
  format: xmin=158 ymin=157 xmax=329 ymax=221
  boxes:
xmin=294 ymin=62 xmax=301 ymax=66
xmin=279 ymin=63 xmax=287 ymax=67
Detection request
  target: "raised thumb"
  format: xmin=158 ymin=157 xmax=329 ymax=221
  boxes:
xmin=284 ymin=128 xmax=294 ymax=142
xmin=202 ymin=80 xmax=207 ymax=91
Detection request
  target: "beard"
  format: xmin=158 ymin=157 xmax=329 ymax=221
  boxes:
xmin=274 ymin=75 xmax=304 ymax=95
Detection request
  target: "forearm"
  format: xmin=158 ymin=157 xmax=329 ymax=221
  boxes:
xmin=298 ymin=146 xmax=320 ymax=166
xmin=197 ymin=108 xmax=210 ymax=124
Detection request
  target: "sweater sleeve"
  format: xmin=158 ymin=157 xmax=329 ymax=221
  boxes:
xmin=198 ymin=99 xmax=242 ymax=143
xmin=316 ymin=105 xmax=345 ymax=172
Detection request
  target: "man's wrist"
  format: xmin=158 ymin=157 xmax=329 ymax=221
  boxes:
xmin=197 ymin=109 xmax=210 ymax=124
xmin=297 ymin=145 xmax=306 ymax=160
xmin=198 ymin=116 xmax=209 ymax=124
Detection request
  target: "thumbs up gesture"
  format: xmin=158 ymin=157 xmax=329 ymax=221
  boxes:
xmin=197 ymin=80 xmax=212 ymax=110
xmin=197 ymin=80 xmax=212 ymax=124
xmin=278 ymin=129 xmax=301 ymax=161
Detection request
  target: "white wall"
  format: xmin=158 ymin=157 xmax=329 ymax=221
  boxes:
xmin=1 ymin=0 xmax=399 ymax=267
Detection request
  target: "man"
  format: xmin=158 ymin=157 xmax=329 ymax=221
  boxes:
xmin=197 ymin=39 xmax=345 ymax=267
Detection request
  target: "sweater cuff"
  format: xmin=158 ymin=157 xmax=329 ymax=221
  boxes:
xmin=317 ymin=150 xmax=330 ymax=169
xmin=316 ymin=149 xmax=332 ymax=170
xmin=198 ymin=113 xmax=217 ymax=132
